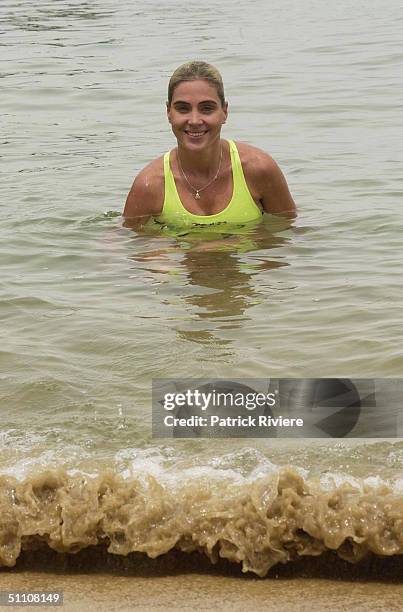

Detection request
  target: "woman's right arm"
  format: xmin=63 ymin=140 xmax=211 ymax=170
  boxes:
xmin=123 ymin=160 xmax=164 ymax=229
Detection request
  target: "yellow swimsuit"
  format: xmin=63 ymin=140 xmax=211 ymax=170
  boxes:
xmin=154 ymin=140 xmax=263 ymax=228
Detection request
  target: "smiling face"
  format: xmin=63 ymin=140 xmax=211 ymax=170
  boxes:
xmin=167 ymin=80 xmax=228 ymax=150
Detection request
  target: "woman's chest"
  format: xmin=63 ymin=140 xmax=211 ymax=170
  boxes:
xmin=173 ymin=170 xmax=261 ymax=215
xmin=175 ymin=174 xmax=232 ymax=215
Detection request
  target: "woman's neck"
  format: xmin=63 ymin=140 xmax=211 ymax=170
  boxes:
xmin=176 ymin=139 xmax=224 ymax=179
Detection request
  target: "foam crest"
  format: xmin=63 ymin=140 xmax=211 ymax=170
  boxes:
xmin=1 ymin=466 xmax=403 ymax=576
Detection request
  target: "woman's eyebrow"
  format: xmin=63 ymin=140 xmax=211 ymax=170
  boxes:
xmin=172 ymin=99 xmax=218 ymax=106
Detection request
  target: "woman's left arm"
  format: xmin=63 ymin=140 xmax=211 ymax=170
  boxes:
xmin=255 ymin=153 xmax=297 ymax=217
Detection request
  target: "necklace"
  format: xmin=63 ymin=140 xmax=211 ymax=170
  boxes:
xmin=177 ymin=146 xmax=223 ymax=199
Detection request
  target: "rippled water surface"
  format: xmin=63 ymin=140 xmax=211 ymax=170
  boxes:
xmin=1 ymin=0 xmax=403 ymax=483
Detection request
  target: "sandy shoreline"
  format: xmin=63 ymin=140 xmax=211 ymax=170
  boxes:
xmin=1 ymin=549 xmax=403 ymax=611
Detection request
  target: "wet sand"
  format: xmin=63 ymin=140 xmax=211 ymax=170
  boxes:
xmin=1 ymin=549 xmax=403 ymax=611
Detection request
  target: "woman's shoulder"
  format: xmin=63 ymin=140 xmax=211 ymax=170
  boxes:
xmin=232 ymin=140 xmax=277 ymax=176
xmin=231 ymin=140 xmax=296 ymax=215
xmin=135 ymin=154 xmax=165 ymax=188
xmin=124 ymin=154 xmax=166 ymax=218
xmin=135 ymin=155 xmax=166 ymax=204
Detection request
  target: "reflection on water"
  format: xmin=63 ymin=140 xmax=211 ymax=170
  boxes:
xmin=180 ymin=239 xmax=287 ymax=318
xmin=129 ymin=221 xmax=292 ymax=346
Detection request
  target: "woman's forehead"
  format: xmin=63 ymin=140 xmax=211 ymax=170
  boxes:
xmin=171 ymin=79 xmax=220 ymax=102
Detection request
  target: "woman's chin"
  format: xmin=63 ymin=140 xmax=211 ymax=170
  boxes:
xmin=183 ymin=133 xmax=208 ymax=146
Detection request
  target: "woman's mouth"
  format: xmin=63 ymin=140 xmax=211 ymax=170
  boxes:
xmin=185 ymin=130 xmax=207 ymax=138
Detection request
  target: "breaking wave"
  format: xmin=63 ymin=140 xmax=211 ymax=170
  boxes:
xmin=2 ymin=465 xmax=403 ymax=576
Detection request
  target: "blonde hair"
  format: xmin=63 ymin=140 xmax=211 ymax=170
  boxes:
xmin=167 ymin=61 xmax=225 ymax=107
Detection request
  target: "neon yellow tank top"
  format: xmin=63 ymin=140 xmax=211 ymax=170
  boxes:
xmin=155 ymin=140 xmax=263 ymax=228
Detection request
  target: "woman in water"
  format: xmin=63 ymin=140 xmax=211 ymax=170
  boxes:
xmin=123 ymin=61 xmax=296 ymax=228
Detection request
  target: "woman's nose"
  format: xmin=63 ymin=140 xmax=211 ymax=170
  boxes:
xmin=188 ymin=110 xmax=203 ymax=125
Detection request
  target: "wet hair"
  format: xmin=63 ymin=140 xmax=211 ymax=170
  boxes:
xmin=167 ymin=61 xmax=226 ymax=107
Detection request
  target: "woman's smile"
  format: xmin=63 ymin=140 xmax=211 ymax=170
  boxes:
xmin=185 ymin=129 xmax=208 ymax=138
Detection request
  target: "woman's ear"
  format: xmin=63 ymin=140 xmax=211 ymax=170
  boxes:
xmin=222 ymin=101 xmax=228 ymax=124
xmin=166 ymin=101 xmax=171 ymax=123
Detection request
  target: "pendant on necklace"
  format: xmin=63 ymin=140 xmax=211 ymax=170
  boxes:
xmin=195 ymin=191 xmax=201 ymax=200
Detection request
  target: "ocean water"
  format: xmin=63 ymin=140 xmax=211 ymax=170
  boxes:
xmin=1 ymin=0 xmax=403 ymax=574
